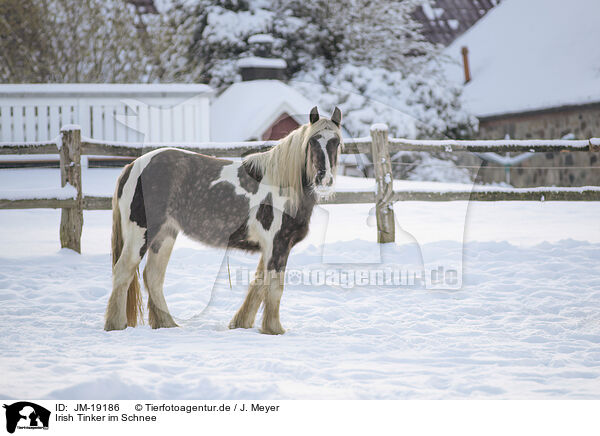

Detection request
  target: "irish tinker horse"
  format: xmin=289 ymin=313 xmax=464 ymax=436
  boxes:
xmin=104 ymin=107 xmax=342 ymax=334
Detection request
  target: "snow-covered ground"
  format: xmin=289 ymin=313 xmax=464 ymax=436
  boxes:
xmin=1 ymin=167 xmax=600 ymax=399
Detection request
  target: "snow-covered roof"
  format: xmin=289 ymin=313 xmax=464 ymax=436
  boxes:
xmin=237 ymin=57 xmax=287 ymax=69
xmin=443 ymin=0 xmax=600 ymax=117
xmin=210 ymin=80 xmax=314 ymax=141
xmin=414 ymin=0 xmax=499 ymax=45
xmin=248 ymin=34 xmax=275 ymax=44
xmin=0 ymin=83 xmax=213 ymax=97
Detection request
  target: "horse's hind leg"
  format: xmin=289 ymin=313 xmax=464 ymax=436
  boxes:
xmin=105 ymin=237 xmax=145 ymax=331
xmin=229 ymin=256 xmax=266 ymax=329
xmin=143 ymin=234 xmax=178 ymax=329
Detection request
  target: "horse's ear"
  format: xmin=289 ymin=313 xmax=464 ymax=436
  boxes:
xmin=310 ymin=106 xmax=319 ymax=124
xmin=331 ymin=106 xmax=342 ymax=128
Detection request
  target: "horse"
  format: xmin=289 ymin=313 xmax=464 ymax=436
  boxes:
xmin=104 ymin=106 xmax=342 ymax=334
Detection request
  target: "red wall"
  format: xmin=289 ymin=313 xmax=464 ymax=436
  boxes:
xmin=262 ymin=112 xmax=300 ymax=140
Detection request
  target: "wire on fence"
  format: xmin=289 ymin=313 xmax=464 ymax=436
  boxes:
xmin=387 ymin=162 xmax=600 ymax=170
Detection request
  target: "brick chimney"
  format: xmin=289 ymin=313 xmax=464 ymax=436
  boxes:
xmin=461 ymin=46 xmax=471 ymax=83
xmin=238 ymin=34 xmax=287 ymax=81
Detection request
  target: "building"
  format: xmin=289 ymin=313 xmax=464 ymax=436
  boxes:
xmin=210 ymin=34 xmax=314 ymax=142
xmin=210 ymin=79 xmax=313 ymax=141
xmin=443 ymin=0 xmax=600 ymax=186
xmin=413 ymin=0 xmax=500 ymax=46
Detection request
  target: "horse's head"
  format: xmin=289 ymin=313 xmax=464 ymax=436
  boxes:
xmin=305 ymin=106 xmax=343 ymax=200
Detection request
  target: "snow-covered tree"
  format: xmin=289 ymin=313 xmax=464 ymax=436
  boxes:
xmin=161 ymin=0 xmax=476 ymax=138
xmin=293 ymin=63 xmax=477 ymax=139
xmin=274 ymin=0 xmax=432 ymax=72
xmin=279 ymin=0 xmax=477 ymax=139
xmin=155 ymin=0 xmax=275 ymax=87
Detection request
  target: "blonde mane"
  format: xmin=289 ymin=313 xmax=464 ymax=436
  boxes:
xmin=243 ymin=118 xmax=342 ymax=212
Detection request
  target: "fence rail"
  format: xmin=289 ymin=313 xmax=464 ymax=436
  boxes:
xmin=1 ymin=124 xmax=599 ymax=252
xmin=343 ymin=137 xmax=600 ymax=154
xmin=4 ymin=136 xmax=598 ymax=156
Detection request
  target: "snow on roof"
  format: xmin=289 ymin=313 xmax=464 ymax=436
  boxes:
xmin=0 ymin=83 xmax=213 ymax=97
xmin=237 ymin=57 xmax=287 ymax=69
xmin=210 ymin=80 xmax=314 ymax=141
xmin=443 ymin=0 xmax=600 ymax=117
xmin=248 ymin=34 xmax=275 ymax=44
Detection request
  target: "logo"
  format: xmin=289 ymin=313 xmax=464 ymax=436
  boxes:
xmin=3 ymin=402 xmax=50 ymax=434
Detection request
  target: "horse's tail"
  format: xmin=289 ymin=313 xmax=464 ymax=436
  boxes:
xmin=111 ymin=187 xmax=123 ymax=268
xmin=111 ymin=170 xmax=143 ymax=327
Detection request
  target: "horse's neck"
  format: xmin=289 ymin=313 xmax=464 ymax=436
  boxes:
xmin=243 ymin=155 xmax=315 ymax=219
xmin=295 ymin=183 xmax=316 ymax=221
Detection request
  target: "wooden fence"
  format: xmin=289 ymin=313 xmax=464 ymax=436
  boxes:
xmin=1 ymin=124 xmax=600 ymax=251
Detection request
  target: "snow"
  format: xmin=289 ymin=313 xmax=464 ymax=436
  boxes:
xmin=0 ymin=154 xmax=59 ymax=161
xmin=211 ymin=80 xmax=314 ymax=141
xmin=0 ymin=83 xmax=213 ymax=96
xmin=0 ymin=184 xmax=76 ymax=200
xmin=332 ymin=175 xmax=600 ymax=195
xmin=247 ymin=34 xmax=275 ymax=44
xmin=293 ymin=63 xmax=476 ymax=138
xmin=422 ymin=3 xmax=444 ymax=20
xmin=477 ymin=152 xmax=534 ymax=166
xmin=81 ymin=137 xmax=279 ymax=150
xmin=391 ymin=151 xmax=474 ymax=184
xmin=370 ymin=123 xmax=388 ymax=132
xmin=448 ymin=19 xmax=459 ymax=31
xmin=443 ymin=0 xmax=600 ymax=117
xmin=204 ymin=7 xmax=273 ymax=47
xmin=237 ymin=57 xmax=287 ymax=69
xmin=390 ymin=138 xmax=593 ymax=150
xmin=60 ymin=124 xmax=81 ymax=133
xmin=1 ymin=167 xmax=600 ymax=399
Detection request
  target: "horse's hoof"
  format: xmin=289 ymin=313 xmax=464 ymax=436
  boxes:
xmin=149 ymin=309 xmax=179 ymax=329
xmin=260 ymin=326 xmax=286 ymax=335
xmin=150 ymin=321 xmax=179 ymax=329
xmin=229 ymin=320 xmax=253 ymax=329
xmin=104 ymin=320 xmax=127 ymax=331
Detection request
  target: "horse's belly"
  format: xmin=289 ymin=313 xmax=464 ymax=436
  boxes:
xmin=171 ymin=185 xmax=253 ymax=249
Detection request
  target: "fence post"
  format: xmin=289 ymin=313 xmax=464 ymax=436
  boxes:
xmin=370 ymin=123 xmax=395 ymax=243
xmin=59 ymin=125 xmax=83 ymax=253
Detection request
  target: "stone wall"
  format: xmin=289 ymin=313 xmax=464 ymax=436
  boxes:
xmin=478 ymin=102 xmax=600 ymax=140
xmin=469 ymin=103 xmax=600 ymax=187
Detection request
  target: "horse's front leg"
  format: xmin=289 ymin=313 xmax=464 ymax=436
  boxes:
xmin=261 ymin=267 xmax=286 ymax=335
xmin=229 ymin=256 xmax=265 ymax=329
xmin=261 ymin=250 xmax=288 ymax=335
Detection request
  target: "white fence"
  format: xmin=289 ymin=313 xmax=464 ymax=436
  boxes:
xmin=0 ymin=84 xmax=213 ymax=143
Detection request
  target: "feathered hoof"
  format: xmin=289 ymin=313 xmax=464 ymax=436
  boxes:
xmin=260 ymin=324 xmax=286 ymax=335
xmin=228 ymin=315 xmax=254 ymax=330
xmin=104 ymin=319 xmax=127 ymax=331
xmin=149 ymin=318 xmax=178 ymax=329
xmin=148 ymin=304 xmax=178 ymax=329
